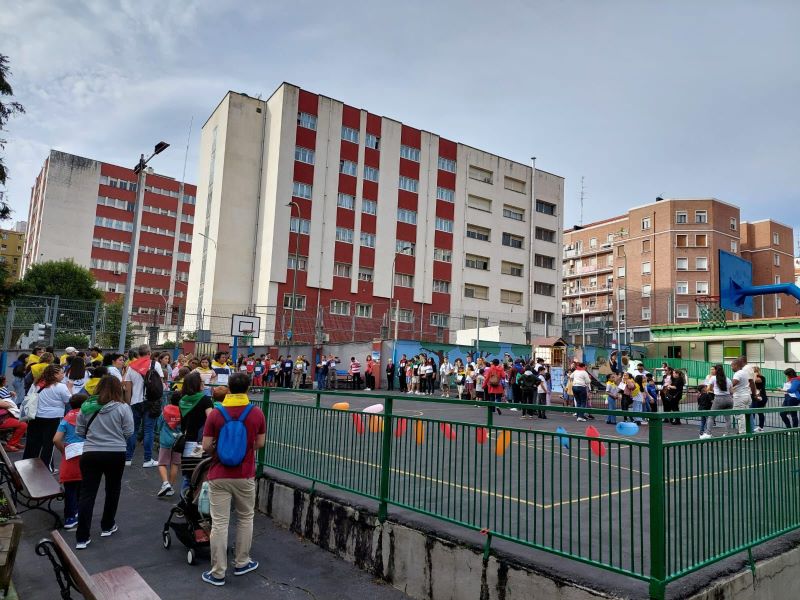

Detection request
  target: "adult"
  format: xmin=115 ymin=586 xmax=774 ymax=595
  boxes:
xmin=194 ymin=356 xmax=217 ymax=387
xmin=281 ymin=355 xmax=294 ymax=389
xmin=10 ymin=353 xmax=27 ymax=400
xmin=439 ymin=357 xmax=452 ymax=398
xmin=385 ymin=358 xmax=395 ymax=392
xmin=665 ymin=369 xmax=685 ymax=424
xmin=158 ymin=352 xmax=172 ymax=386
xmin=22 ymin=364 xmax=72 ymax=465
xmin=292 ymin=356 xmax=304 ymax=389
xmin=75 ymin=375 xmax=134 ymax=549
xmin=397 ymin=354 xmax=408 ymax=393
xmin=364 ymin=356 xmax=375 ymax=391
xmin=316 ymin=356 xmax=329 ymax=391
xmin=89 ymin=346 xmax=104 ymax=366
xmin=751 ymin=366 xmax=768 ymax=432
xmin=536 ymin=365 xmax=548 ymax=418
xmin=485 ymin=359 xmax=506 ymax=415
xmin=571 ymin=362 xmax=591 ymax=422
xmin=122 ymin=344 xmax=163 ymax=467
xmin=26 ymin=346 xmax=44 ymax=367
xmin=66 ymin=357 xmax=88 ymax=395
xmin=731 ymin=358 xmax=753 ymax=434
xmin=326 ymin=355 xmax=338 ymax=390
xmin=519 ymin=367 xmax=537 ymax=419
xmin=103 ymin=352 xmax=125 ymax=381
xmin=424 ymin=358 xmax=435 ymax=396
xmin=605 ymin=373 xmax=620 ymax=425
xmin=780 ymin=368 xmax=800 ymax=429
xmin=60 ymin=346 xmax=78 ymax=366
xmin=700 ymin=365 xmax=733 ymax=439
xmin=201 ymin=372 xmax=266 ymax=586
xmin=179 ymin=372 xmax=215 ymax=489
xmin=349 ymin=357 xmax=362 ymax=390
xmin=0 ymin=380 xmax=26 ymax=452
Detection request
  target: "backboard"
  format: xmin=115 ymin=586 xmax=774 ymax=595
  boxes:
xmin=718 ymin=250 xmax=754 ymax=317
xmin=230 ymin=314 xmax=262 ymax=337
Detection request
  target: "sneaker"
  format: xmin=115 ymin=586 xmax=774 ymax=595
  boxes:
xmin=233 ymin=560 xmax=259 ymax=576
xmin=64 ymin=517 xmax=78 ymax=530
xmin=76 ymin=539 xmax=91 ymax=550
xmin=364 ymin=388 xmax=371 ymax=391
xmin=509 ymin=408 xmax=518 ymax=412
xmin=165 ymin=487 xmax=175 ymax=497
xmin=143 ymin=459 xmax=159 ymax=468
xmin=124 ymin=460 xmax=132 ymax=466
xmin=754 ymin=427 xmax=764 ymax=433
xmin=202 ymin=571 xmax=226 ymax=586
xmin=700 ymin=433 xmax=712 ymax=440
xmin=157 ymin=482 xmax=173 ymax=497
xmin=577 ymin=417 xmax=587 ymax=422
xmin=100 ymin=524 xmax=118 ymax=537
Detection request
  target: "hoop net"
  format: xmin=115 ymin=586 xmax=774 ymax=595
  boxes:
xmin=695 ymin=296 xmax=726 ymax=327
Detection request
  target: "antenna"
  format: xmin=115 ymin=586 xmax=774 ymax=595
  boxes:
xmin=579 ymin=176 xmax=585 ymax=225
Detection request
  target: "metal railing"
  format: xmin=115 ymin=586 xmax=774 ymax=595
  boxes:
xmin=642 ymin=358 xmax=787 ymax=390
xmin=252 ymin=388 xmax=800 ymax=599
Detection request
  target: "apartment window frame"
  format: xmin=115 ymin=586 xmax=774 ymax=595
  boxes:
xmin=400 ymin=145 xmax=421 ymax=162
xmin=676 ymin=281 xmax=689 ymax=295
xmin=365 ymin=133 xmax=380 ymax=150
xmin=464 ymin=283 xmax=489 ymax=300
xmin=504 ymin=176 xmax=526 ymax=194
xmin=468 ymin=165 xmax=493 ymax=184
xmin=467 ymin=194 xmax=492 ymax=212
xmin=430 ymin=313 xmax=450 ymax=327
xmin=675 ymin=211 xmax=688 ymax=224
xmin=676 ymin=257 xmax=689 ymax=271
xmin=696 ymin=281 xmax=709 ymax=295
xmin=287 ymin=255 xmax=308 ymax=271
xmin=292 ymin=181 xmax=312 ymax=199
xmin=500 ymin=289 xmax=524 ymax=305
xmin=641 ymin=262 xmax=651 ymax=275
xmin=362 ymin=199 xmax=377 ymax=215
xmin=642 ymin=239 xmax=651 ymax=253
xmin=340 ymin=160 xmax=358 ymax=177
xmin=502 ymin=205 xmax=525 ymax=222
xmin=363 ymin=166 xmax=379 ymax=182
xmin=436 ymin=186 xmax=455 ymax=202
xmin=397 ymin=208 xmax=417 ymax=225
xmin=695 ymin=210 xmax=708 ymax=224
xmin=395 ymin=240 xmax=415 ymax=256
xmin=465 ymin=254 xmax=490 ymax=271
xmin=297 ymin=112 xmax=317 ymax=130
xmin=534 ymin=281 xmax=555 ymax=297
xmin=773 ymin=232 xmax=780 ymax=245
xmin=337 ymin=193 xmax=355 ymax=210
xmin=360 ymin=232 xmax=376 ymax=248
xmin=333 ymin=262 xmax=352 ymax=278
xmin=398 ymin=175 xmax=419 ymax=193
xmin=642 ymin=216 xmax=651 ymax=230
xmin=695 ymin=233 xmax=707 ymax=247
xmin=432 ymin=279 xmax=451 ymax=294
xmin=433 ymin=248 xmax=452 ymax=263
xmin=535 ymin=227 xmax=556 ymax=243
xmin=535 ymin=200 xmax=556 ymax=216
xmin=533 ymin=254 xmax=555 ymax=270
xmin=358 ymin=268 xmax=374 ymax=282
xmin=394 ymin=272 xmax=414 ymax=288
xmin=730 ymin=217 xmax=738 ymax=231
xmin=502 ymin=232 xmax=524 ymax=249
xmin=438 ymin=157 xmax=456 ymax=173
xmin=435 ymin=217 xmax=454 ymax=233
xmin=356 ymin=303 xmax=373 ymax=318
xmin=294 ymin=146 xmax=315 ymax=165
xmin=696 ymin=256 xmax=708 ymax=271
xmin=335 ymin=227 xmax=354 ymax=243
xmin=676 ymin=304 xmax=690 ymax=319
xmin=341 ymin=126 xmax=359 ymax=144
xmin=330 ymin=300 xmax=351 ymax=316
xmin=283 ymin=293 xmax=307 ymax=311
xmin=642 ymin=306 xmax=652 ymax=320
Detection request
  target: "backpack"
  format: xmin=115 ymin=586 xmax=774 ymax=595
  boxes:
xmin=214 ymin=403 xmax=254 ymax=467
xmin=144 ymin=360 xmax=164 ymax=417
xmin=20 ymin=384 xmax=40 ymax=422
xmin=488 ymin=371 xmax=500 ymax=387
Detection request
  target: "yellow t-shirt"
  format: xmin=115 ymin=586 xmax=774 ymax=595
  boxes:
xmin=31 ymin=362 xmax=49 ymax=381
xmin=91 ymin=353 xmax=104 ymax=364
xmin=26 ymin=354 xmax=40 ymax=367
xmin=60 ymin=354 xmax=69 ymax=365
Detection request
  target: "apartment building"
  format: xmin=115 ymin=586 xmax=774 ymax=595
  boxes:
xmin=22 ymin=150 xmax=197 ymax=321
xmin=187 ymin=84 xmax=564 ymax=345
xmin=0 ymin=222 xmax=26 ymax=280
xmin=740 ymin=220 xmax=800 ymax=318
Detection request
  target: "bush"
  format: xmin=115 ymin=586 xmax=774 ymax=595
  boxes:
xmin=54 ymin=332 xmax=90 ymax=349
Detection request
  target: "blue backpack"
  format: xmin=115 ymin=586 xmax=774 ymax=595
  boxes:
xmin=214 ymin=403 xmax=254 ymax=467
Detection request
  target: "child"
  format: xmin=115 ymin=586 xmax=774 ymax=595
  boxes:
xmin=0 ymin=375 xmax=26 ymax=452
xmin=645 ymin=375 xmax=658 ymax=412
xmin=253 ymin=359 xmax=264 ymax=387
xmin=170 ymin=367 xmax=191 ymax=393
xmin=53 ymin=394 xmax=87 ymax=528
xmin=157 ymin=392 xmax=183 ymax=497
xmin=475 ymin=370 xmax=485 ymax=401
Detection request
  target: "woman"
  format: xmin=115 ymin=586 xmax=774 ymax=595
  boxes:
xmin=22 ymin=364 xmax=73 ymax=466
xmin=780 ymin=368 xmax=800 ymax=429
xmin=178 ymin=372 xmax=215 ymax=489
xmin=66 ymin=357 xmax=88 ymax=395
xmin=425 ymin=358 xmax=435 ymax=396
xmin=700 ymin=365 xmax=733 ymax=439
xmin=605 ymin=373 xmax=620 ymax=425
xmin=571 ymin=362 xmax=591 ymax=422
xmin=454 ymin=359 xmax=465 ymax=399
xmin=10 ymin=353 xmax=28 ymax=400
xmin=364 ymin=357 xmax=375 ymax=391
xmin=485 ymin=359 xmax=506 ymax=415
xmin=75 ymin=375 xmax=134 ymax=549
xmin=193 ymin=356 xmax=217 ymax=387
xmin=751 ymin=366 xmax=768 ymax=432
xmin=0 ymin=376 xmax=27 ymax=452
xmin=103 ymin=353 xmax=125 ymax=381
xmin=666 ymin=369 xmax=685 ymax=424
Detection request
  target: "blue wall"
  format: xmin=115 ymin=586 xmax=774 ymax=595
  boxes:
xmin=393 ymin=339 xmax=532 ymax=367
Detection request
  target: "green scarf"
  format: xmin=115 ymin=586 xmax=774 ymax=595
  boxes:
xmin=179 ymin=392 xmax=206 ymax=417
xmin=80 ymin=395 xmax=102 ymax=415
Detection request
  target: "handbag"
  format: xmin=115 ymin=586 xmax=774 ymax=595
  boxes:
xmin=20 ymin=385 xmax=40 ymax=422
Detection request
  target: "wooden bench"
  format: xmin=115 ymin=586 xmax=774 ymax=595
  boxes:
xmin=0 ymin=444 xmax=63 ymax=528
xmin=36 ymin=530 xmax=160 ymax=599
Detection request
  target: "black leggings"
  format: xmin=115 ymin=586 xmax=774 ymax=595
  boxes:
xmin=751 ymin=395 xmax=768 ymax=429
xmin=22 ymin=417 xmax=61 ymax=467
xmin=77 ymin=451 xmax=126 ymax=543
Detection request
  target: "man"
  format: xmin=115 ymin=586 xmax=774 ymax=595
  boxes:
xmin=60 ymin=346 xmax=77 ymax=366
xmin=536 ymin=365 xmax=549 ymax=419
xmin=635 ymin=363 xmax=651 ymax=378
xmin=201 ymin=372 xmax=266 ymax=586
xmin=385 ymin=358 xmax=396 ymax=391
xmin=212 ymin=352 xmax=231 ymax=386
xmin=398 ymin=354 xmax=408 ymax=393
xmin=326 ymin=355 xmax=338 ymax=390
xmin=89 ymin=346 xmax=104 ymax=365
xmin=732 ymin=357 xmax=755 ymax=434
xmin=122 ymin=344 xmax=162 ymax=467
xmin=282 ymin=355 xmax=294 ymax=388
xmin=349 ymin=357 xmax=362 ymax=390
xmin=316 ymin=355 xmax=329 ymax=391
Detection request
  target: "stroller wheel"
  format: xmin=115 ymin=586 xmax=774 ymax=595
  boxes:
xmin=187 ymin=548 xmax=196 ymax=565
xmin=162 ymin=532 xmax=171 ymax=549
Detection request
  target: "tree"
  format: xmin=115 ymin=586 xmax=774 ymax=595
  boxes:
xmin=0 ymin=261 xmax=20 ymax=306
xmin=19 ymin=260 xmax=103 ymax=301
xmin=0 ymin=54 xmax=25 ymax=220
xmin=98 ymin=299 xmax=133 ymax=351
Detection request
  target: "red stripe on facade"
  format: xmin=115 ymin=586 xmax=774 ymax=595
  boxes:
xmin=293 ymin=161 xmax=314 ymax=185
xmin=298 ymin=90 xmax=319 ymax=114
xmin=295 ymin=126 xmax=316 ymax=149
xmin=360 ymin=213 xmax=376 ymax=233
xmin=432 ymin=261 xmax=451 ymax=280
xmin=361 ymin=180 xmax=378 ymax=200
xmin=336 ymin=208 xmax=355 ymax=229
xmin=433 ymin=230 xmax=453 ymax=249
xmin=338 ymin=174 xmax=357 ymax=196
xmin=365 ymin=113 xmax=381 ymax=135
xmin=395 ymin=222 xmax=416 ymax=241
xmin=438 ymin=138 xmax=457 ymax=159
xmin=396 ymin=190 xmax=418 ymax=211
xmin=339 ymin=141 xmax=358 ymax=162
xmin=341 ymin=105 xmax=361 ymax=129
xmin=435 ymin=200 xmax=455 ymax=220
xmin=400 ymin=126 xmax=421 ymax=148
xmin=436 ymin=170 xmax=456 ymax=189
xmin=333 ymin=242 xmax=353 ymax=263
xmin=398 ymin=158 xmax=419 ymax=179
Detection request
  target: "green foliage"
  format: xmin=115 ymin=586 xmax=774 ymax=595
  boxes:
xmin=19 ymin=260 xmax=103 ymax=301
xmin=159 ymin=339 xmax=177 ymax=349
xmin=0 ymin=261 xmax=20 ymax=306
xmin=0 ymin=54 xmax=26 ymax=219
xmin=54 ymin=332 xmax=90 ymax=349
xmin=97 ymin=299 xmax=133 ymax=351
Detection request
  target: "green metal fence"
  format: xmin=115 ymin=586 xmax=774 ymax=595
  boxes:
xmin=642 ymin=357 xmax=786 ymax=390
xmin=254 ymin=388 xmax=800 ymax=599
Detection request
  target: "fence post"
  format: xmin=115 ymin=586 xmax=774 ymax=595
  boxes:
xmin=3 ymin=301 xmax=15 ymax=351
xmin=648 ymin=416 xmax=667 ymax=600
xmin=257 ymin=386 xmax=270 ymax=477
xmin=90 ymin=300 xmax=100 ymax=347
xmin=49 ymin=296 xmax=59 ymax=348
xmin=378 ymin=395 xmax=394 ymax=522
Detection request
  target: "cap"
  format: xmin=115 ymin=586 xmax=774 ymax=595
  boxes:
xmin=65 ymin=347 xmax=77 ymax=354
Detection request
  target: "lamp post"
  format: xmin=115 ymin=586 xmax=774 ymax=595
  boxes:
xmin=391 ymin=246 xmax=413 ymax=366
xmin=119 ymin=141 xmax=169 ymax=353
xmin=612 ymin=229 xmax=628 ymax=371
xmin=286 ymin=201 xmax=301 ymax=346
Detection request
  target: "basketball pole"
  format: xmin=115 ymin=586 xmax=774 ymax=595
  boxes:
xmin=232 ymin=335 xmax=239 ymax=363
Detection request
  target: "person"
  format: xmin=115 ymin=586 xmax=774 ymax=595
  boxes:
xmin=454 ymin=359 xmax=465 ymax=399
xmin=29 ymin=352 xmax=55 ymax=387
xmin=88 ymin=347 xmax=104 ymax=365
xmin=23 ymin=364 xmax=73 ymax=466
xmin=53 ymin=393 xmax=87 ymax=528
xmin=665 ymin=369 xmax=685 ymax=425
xmin=292 ymin=356 xmax=304 ymax=389
xmin=10 ymin=353 xmax=28 ymax=400
xmin=700 ymin=365 xmax=733 ymax=439
xmin=103 ymin=352 xmax=125 ymax=381
xmin=535 ymin=365 xmax=548 ymax=418
xmin=631 ymin=375 xmax=646 ymax=424
xmin=731 ymin=358 xmax=753 ymax=434
xmin=385 ymin=359 xmax=395 ymax=392
xmin=0 ymin=377 xmax=26 ymax=452
xmin=519 ymin=367 xmax=537 ymax=420
xmin=780 ymin=368 xmax=800 ymax=429
xmin=326 ymin=355 xmax=338 ymax=390
xmin=252 ymin=359 xmax=265 ymax=388
xmin=171 ymin=367 xmax=191 ymax=392
xmin=200 ymin=372 xmax=266 ymax=586
xmin=122 ymin=344 xmax=163 ymax=467
xmin=424 ymin=358 xmax=435 ymax=396
xmin=26 ymin=346 xmax=44 ymax=368
xmin=571 ymin=362 xmax=591 ymax=422
xmin=281 ymin=355 xmax=294 ymax=389
xmin=316 ymin=356 xmax=328 ymax=391
xmin=645 ymin=374 xmax=658 ymax=412
xmin=439 ymin=358 xmax=452 ymax=398
xmin=485 ymin=359 xmax=506 ymax=415
xmin=212 ymin=352 xmax=232 ymax=386
xmin=194 ymin=356 xmax=217 ymax=387
xmin=349 ymin=357 xmax=362 ymax=390
xmin=275 ymin=355 xmax=284 ymax=388
xmin=605 ymin=373 xmax=620 ymax=425
xmin=66 ymin=358 xmax=88 ymax=395
xmin=156 ymin=392 xmax=182 ymax=497
xmin=398 ymin=354 xmax=408 ymax=393
xmin=475 ymin=368 xmax=485 ymax=401
xmin=179 ymin=372 xmax=215 ymax=489
xmin=751 ymin=366 xmax=768 ymax=432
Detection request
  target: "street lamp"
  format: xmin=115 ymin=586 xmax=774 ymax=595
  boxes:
xmin=391 ymin=246 xmax=413 ymax=366
xmin=196 ymin=231 xmax=217 ymax=250
xmin=612 ymin=229 xmax=628 ymax=371
xmin=286 ymin=201 xmax=301 ymax=345
xmin=119 ymin=141 xmax=169 ymax=353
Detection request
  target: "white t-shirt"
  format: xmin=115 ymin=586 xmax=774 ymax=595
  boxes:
xmin=732 ymin=369 xmax=751 ymax=401
xmin=572 ymin=369 xmax=592 ymax=388
xmin=476 ymin=375 xmax=485 ymax=392
xmin=123 ymin=361 xmax=164 ymax=406
xmin=37 ymin=382 xmax=72 ymax=419
xmin=713 ymin=377 xmax=733 ymax=397
xmin=107 ymin=366 xmax=123 ymax=381
xmin=68 ymin=376 xmax=88 ymax=395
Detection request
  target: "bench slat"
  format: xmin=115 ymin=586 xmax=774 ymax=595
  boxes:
xmin=51 ymin=530 xmax=100 ymax=600
xmin=93 ymin=567 xmax=161 ymax=600
xmin=14 ymin=459 xmax=62 ymax=499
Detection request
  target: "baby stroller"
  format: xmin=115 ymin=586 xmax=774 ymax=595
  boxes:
xmin=162 ymin=456 xmax=213 ymax=565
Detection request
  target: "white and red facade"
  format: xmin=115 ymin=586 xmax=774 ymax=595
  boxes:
xmin=22 ymin=150 xmax=196 ymax=321
xmin=188 ymin=84 xmax=564 ymax=345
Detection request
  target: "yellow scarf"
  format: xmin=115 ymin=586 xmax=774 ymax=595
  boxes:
xmin=221 ymin=393 xmax=249 ymax=407
xmin=84 ymin=378 xmax=100 ymax=395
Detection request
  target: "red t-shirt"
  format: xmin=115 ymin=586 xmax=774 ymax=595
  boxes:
xmin=203 ymin=404 xmax=266 ymax=480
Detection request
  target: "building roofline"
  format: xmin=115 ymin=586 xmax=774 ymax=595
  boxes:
xmin=742 ymin=218 xmax=795 ymax=230
xmin=564 ymin=215 xmax=627 ymax=233
xmin=46 ymin=148 xmax=192 ymax=184
xmin=627 ymin=197 xmax=740 ymax=213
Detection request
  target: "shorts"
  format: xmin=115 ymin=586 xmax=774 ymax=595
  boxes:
xmin=411 ymin=376 xmax=419 ymax=384
xmin=158 ymin=447 xmax=182 ymax=468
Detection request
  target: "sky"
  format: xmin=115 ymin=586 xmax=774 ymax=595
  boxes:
xmin=2 ymin=0 xmax=799 ymax=246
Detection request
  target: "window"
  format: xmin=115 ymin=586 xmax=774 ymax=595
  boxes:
xmin=360 ymin=232 xmax=376 ymax=248
xmin=533 ymin=310 xmax=554 ymax=324
xmin=356 ymin=304 xmax=373 ymax=318
xmin=503 ymin=205 xmax=525 ymax=221
xmin=363 ymin=166 xmax=379 ymax=182
xmin=774 ymin=253 xmax=781 ymax=266
xmin=433 ymin=248 xmax=452 ymax=262
xmin=641 ymin=262 xmax=651 ymax=275
xmin=365 ymin=133 xmax=380 ymax=150
xmin=330 ymin=300 xmax=350 ymax=316
xmin=504 ymin=176 xmax=525 ymax=193
xmin=589 ymin=237 xmax=597 ymax=248
xmin=695 ymin=234 xmax=707 ymax=247
xmin=501 ymin=289 xmax=523 ymax=305
xmin=358 ymin=268 xmax=373 ymax=282
xmin=535 ymin=200 xmax=556 ymax=216
xmin=335 ymin=227 xmax=353 ymax=243
xmin=535 ymin=227 xmax=556 ymax=243
xmin=400 ymin=145 xmax=420 ymax=162
xmin=340 ymin=160 xmax=357 ymax=176
xmin=773 ymin=232 xmax=780 ymax=245
xmin=92 ymin=238 xmax=131 ymax=252
xmin=607 ymin=254 xmax=614 ymax=266
xmin=642 ymin=239 xmax=651 ymax=253
xmin=97 ymin=196 xmax=132 ymax=210
xmin=676 ymin=304 xmax=690 ymax=318
xmin=283 ymin=294 xmax=306 ymax=311
xmin=295 ymin=146 xmax=315 ymax=164
xmin=463 ymin=316 xmax=489 ymax=328
xmin=730 ymin=217 xmax=737 ymax=230
xmin=398 ymin=176 xmax=418 ymax=193
xmin=438 ymin=157 xmax=456 ymax=172
xmin=642 ymin=217 xmax=651 ymax=230
xmin=467 ymin=225 xmax=491 ymax=242
xmin=675 ymin=211 xmax=688 ymax=224
xmin=397 ymin=208 xmax=417 ymax=224
xmin=533 ymin=254 xmax=555 ymax=270
xmin=396 ymin=240 xmax=415 ymax=255
xmin=293 ymin=181 xmax=312 ymax=199
xmin=731 ymin=240 xmax=738 ymax=253
xmin=432 ymin=280 xmax=450 ymax=293
xmin=468 ymin=165 xmax=493 ymax=184
xmin=287 ymin=255 xmax=307 ymax=271
xmin=534 ymin=281 xmax=555 ymax=296
xmin=362 ymin=199 xmax=377 ymax=215
xmin=337 ymin=193 xmax=355 ymax=210
xmin=435 ymin=217 xmax=453 ymax=233
xmin=502 ymin=260 xmax=524 ymax=276
xmin=696 ymin=281 xmax=709 ymax=295
xmin=676 ymin=257 xmax=688 ymax=270
xmin=695 ymin=210 xmax=708 ymax=224
xmin=341 ymin=126 xmax=359 ymax=144
xmin=298 ymin=112 xmax=317 ymax=130
xmin=502 ymin=233 xmax=524 ymax=249
xmin=465 ymin=254 xmax=490 ymax=270
xmin=676 ymin=281 xmax=689 ymax=294
xmin=642 ymin=284 xmax=651 ymax=298
xmin=393 ymin=308 xmax=414 ymax=323
xmin=290 ymin=217 xmax=310 ymax=234
xmin=437 ymin=187 xmax=455 ymax=202
xmin=333 ymin=262 xmax=352 ymax=278
xmin=618 ymin=266 xmax=626 ymax=277
xmin=430 ymin=313 xmax=450 ymax=327
xmin=696 ymin=256 xmax=708 ymax=271
xmin=394 ymin=273 xmax=414 ymax=287
xmin=676 ymin=234 xmax=688 ymax=247
xmin=467 ymin=195 xmax=492 ymax=212
xmin=464 ymin=283 xmax=489 ymax=299
xmin=642 ymin=306 xmax=651 ymax=320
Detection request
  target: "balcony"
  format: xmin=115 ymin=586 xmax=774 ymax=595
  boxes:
xmin=563 ymin=284 xmax=614 ymax=298
xmin=564 ymin=318 xmax=614 ymax=331
xmin=563 ymin=305 xmax=614 ymax=316
xmin=563 ymin=263 xmax=614 ymax=278
xmin=562 ymin=243 xmax=614 ymax=261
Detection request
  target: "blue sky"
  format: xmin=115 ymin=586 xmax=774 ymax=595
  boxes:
xmin=2 ymin=0 xmax=799 ymax=243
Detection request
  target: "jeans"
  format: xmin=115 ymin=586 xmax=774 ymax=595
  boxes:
xmin=209 ymin=478 xmax=256 ymax=579
xmin=521 ymin=389 xmax=534 ymax=416
xmin=573 ymin=386 xmax=588 ymax=419
xmin=606 ymin=394 xmax=617 ymax=424
xmin=126 ymin=403 xmax=155 ymax=462
xmin=631 ymin=396 xmax=643 ymax=423
xmin=63 ymin=481 xmax=80 ymax=520
xmin=77 ymin=451 xmax=125 ymax=543
xmin=316 ymin=372 xmax=327 ymax=390
xmin=11 ymin=376 xmax=25 ymax=401
xmin=781 ymin=395 xmax=800 ymax=428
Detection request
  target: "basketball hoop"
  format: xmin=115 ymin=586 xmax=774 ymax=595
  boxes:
xmin=695 ymin=296 xmax=726 ymax=327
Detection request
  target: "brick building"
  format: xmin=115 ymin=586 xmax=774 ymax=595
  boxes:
xmin=0 ymin=222 xmax=26 ymax=280
xmin=740 ymin=220 xmax=799 ymax=319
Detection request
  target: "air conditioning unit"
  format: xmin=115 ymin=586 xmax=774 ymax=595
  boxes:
xmin=113 ymin=270 xmax=121 ymax=275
